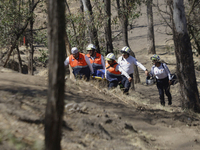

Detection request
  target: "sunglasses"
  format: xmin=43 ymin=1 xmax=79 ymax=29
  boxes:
xmin=121 ymin=51 xmax=128 ymax=54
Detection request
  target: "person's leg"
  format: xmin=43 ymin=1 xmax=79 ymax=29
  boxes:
xmin=163 ymin=80 xmax=172 ymax=105
xmin=108 ymin=80 xmax=118 ymax=90
xmin=123 ymin=74 xmax=133 ymax=95
xmin=156 ymin=80 xmax=165 ymax=106
xmin=119 ymin=75 xmax=126 ymax=91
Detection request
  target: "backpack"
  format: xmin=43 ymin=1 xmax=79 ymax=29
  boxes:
xmin=161 ymin=63 xmax=178 ymax=85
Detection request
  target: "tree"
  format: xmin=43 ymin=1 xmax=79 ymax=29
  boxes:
xmin=45 ymin=0 xmax=66 ymax=149
xmin=146 ymin=0 xmax=156 ymax=54
xmin=28 ymin=0 xmax=35 ymax=75
xmin=186 ymin=0 xmax=200 ymax=55
xmin=173 ymin=0 xmax=200 ymax=112
xmin=0 ymin=0 xmax=41 ymax=71
xmin=104 ymin=0 xmax=114 ymax=54
xmin=82 ymin=0 xmax=100 ymax=53
xmin=116 ymin=0 xmax=141 ymax=84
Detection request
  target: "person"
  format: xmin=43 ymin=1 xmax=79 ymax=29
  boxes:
xmin=64 ymin=47 xmax=94 ymax=80
xmin=148 ymin=54 xmax=172 ymax=106
xmin=118 ymin=46 xmax=149 ymax=94
xmin=86 ymin=44 xmax=105 ymax=76
xmin=105 ymin=53 xmax=132 ymax=91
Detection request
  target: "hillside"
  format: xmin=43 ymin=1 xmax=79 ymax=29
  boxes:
xmin=0 ymin=1 xmax=200 ymax=150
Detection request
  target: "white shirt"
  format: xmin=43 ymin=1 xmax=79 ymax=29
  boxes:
xmin=64 ymin=54 xmax=94 ymax=73
xmin=105 ymin=62 xmax=130 ymax=79
xmin=118 ymin=55 xmax=146 ymax=75
xmin=150 ymin=63 xmax=172 ymax=80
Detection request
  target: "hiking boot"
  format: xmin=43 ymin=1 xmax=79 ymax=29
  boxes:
xmin=123 ymin=92 xmax=129 ymax=95
xmin=161 ymin=102 xmax=165 ymax=106
xmin=168 ymin=101 xmax=172 ymax=105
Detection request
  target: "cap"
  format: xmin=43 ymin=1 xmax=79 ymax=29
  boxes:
xmin=71 ymin=47 xmax=78 ymax=54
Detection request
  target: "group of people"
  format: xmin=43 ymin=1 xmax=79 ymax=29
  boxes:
xmin=64 ymin=44 xmax=173 ymax=106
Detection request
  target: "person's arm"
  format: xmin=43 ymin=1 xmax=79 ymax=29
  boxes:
xmin=116 ymin=65 xmax=131 ymax=79
xmin=132 ymin=57 xmax=146 ymax=71
xmin=64 ymin=57 xmax=69 ymax=66
xmin=85 ymin=55 xmax=94 ymax=73
xmin=163 ymin=63 xmax=172 ymax=80
xmin=149 ymin=66 xmax=155 ymax=77
xmin=101 ymin=55 xmax=105 ymax=70
xmin=105 ymin=62 xmax=108 ymax=79
xmin=133 ymin=57 xmax=149 ymax=76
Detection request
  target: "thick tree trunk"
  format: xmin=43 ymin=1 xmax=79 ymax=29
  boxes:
xmin=173 ymin=0 xmax=200 ymax=112
xmin=28 ymin=0 xmax=34 ymax=75
xmin=82 ymin=0 xmax=100 ymax=53
xmin=104 ymin=0 xmax=113 ymax=54
xmin=147 ymin=0 xmax=156 ymax=54
xmin=45 ymin=0 xmax=66 ymax=149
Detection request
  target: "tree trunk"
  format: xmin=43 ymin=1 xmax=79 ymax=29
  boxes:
xmin=104 ymin=0 xmax=113 ymax=54
xmin=147 ymin=0 xmax=156 ymax=54
xmin=65 ymin=31 xmax=75 ymax=80
xmin=82 ymin=0 xmax=100 ymax=53
xmin=45 ymin=0 xmax=66 ymax=149
xmin=16 ymin=46 xmax=22 ymax=73
xmin=173 ymin=0 xmax=200 ymax=112
xmin=116 ymin=0 xmax=140 ymax=85
xmin=28 ymin=0 xmax=34 ymax=75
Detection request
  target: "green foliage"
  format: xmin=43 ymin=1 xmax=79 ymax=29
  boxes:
xmin=38 ymin=49 xmax=48 ymax=63
xmin=0 ymin=0 xmax=30 ymax=48
xmin=34 ymin=30 xmax=48 ymax=47
xmin=66 ymin=12 xmax=88 ymax=51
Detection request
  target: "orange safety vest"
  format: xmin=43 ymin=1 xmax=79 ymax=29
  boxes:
xmin=106 ymin=60 xmax=121 ymax=75
xmin=69 ymin=53 xmax=88 ymax=69
xmin=86 ymin=53 xmax=102 ymax=66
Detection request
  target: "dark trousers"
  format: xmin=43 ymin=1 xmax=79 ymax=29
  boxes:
xmin=121 ymin=74 xmax=133 ymax=93
xmin=156 ymin=77 xmax=172 ymax=104
xmin=108 ymin=80 xmax=119 ymax=89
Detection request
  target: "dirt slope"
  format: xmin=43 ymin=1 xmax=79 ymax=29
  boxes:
xmin=0 ymin=66 xmax=200 ymax=150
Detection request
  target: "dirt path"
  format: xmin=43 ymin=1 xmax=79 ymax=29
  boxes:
xmin=0 ymin=69 xmax=200 ymax=150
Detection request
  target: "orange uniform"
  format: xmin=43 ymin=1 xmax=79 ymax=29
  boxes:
xmin=69 ymin=53 xmax=90 ymax=79
xmin=105 ymin=60 xmax=121 ymax=82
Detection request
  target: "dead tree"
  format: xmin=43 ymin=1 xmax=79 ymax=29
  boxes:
xmin=146 ymin=0 xmax=156 ymax=54
xmin=28 ymin=0 xmax=34 ymax=75
xmin=116 ymin=0 xmax=140 ymax=85
xmin=82 ymin=0 xmax=100 ymax=53
xmin=104 ymin=0 xmax=113 ymax=54
xmin=45 ymin=0 xmax=66 ymax=149
xmin=173 ymin=0 xmax=200 ymax=112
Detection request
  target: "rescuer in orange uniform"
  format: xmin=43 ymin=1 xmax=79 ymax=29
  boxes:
xmin=105 ymin=53 xmax=132 ymax=89
xmin=64 ymin=47 xmax=94 ymax=80
xmin=86 ymin=44 xmax=105 ymax=76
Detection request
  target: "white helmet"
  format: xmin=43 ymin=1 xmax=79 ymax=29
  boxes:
xmin=105 ymin=53 xmax=115 ymax=61
xmin=121 ymin=46 xmax=130 ymax=54
xmin=71 ymin=47 xmax=78 ymax=54
xmin=146 ymin=76 xmax=156 ymax=85
xmin=86 ymin=44 xmax=96 ymax=50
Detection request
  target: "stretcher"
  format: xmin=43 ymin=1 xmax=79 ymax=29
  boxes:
xmin=91 ymin=69 xmax=106 ymax=80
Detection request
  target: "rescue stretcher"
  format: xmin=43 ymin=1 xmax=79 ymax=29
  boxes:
xmin=91 ymin=69 xmax=106 ymax=80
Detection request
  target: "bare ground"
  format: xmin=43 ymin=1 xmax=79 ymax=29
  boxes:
xmin=0 ymin=65 xmax=200 ymax=150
